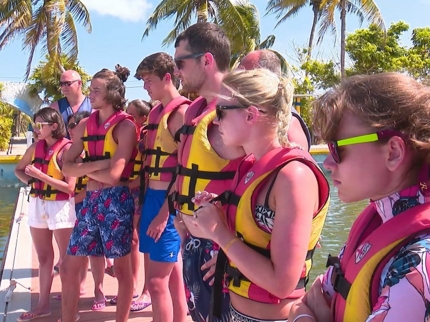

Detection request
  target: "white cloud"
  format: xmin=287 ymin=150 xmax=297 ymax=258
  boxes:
xmin=82 ymin=0 xmax=152 ymax=23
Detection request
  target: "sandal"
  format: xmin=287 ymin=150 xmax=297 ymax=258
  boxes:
xmin=17 ymin=312 xmax=51 ymax=321
xmin=130 ymin=300 xmax=152 ymax=312
xmin=110 ymin=294 xmax=138 ymax=305
xmin=104 ymin=266 xmax=116 ymax=277
xmin=91 ymin=298 xmax=107 ymax=311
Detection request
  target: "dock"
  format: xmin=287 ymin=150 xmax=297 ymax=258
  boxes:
xmin=0 ymin=187 xmax=193 ymax=321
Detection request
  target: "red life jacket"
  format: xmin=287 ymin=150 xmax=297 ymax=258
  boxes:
xmin=30 ymin=138 xmax=71 ymax=200
xmin=329 ymin=201 xmax=430 ymax=322
xmin=170 ymin=96 xmax=242 ymax=215
xmin=82 ymin=110 xmax=138 ymax=182
xmin=144 ymin=96 xmax=191 ymax=182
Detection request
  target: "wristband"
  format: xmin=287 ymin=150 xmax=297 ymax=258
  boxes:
xmin=223 ymin=237 xmax=239 ymax=252
xmin=292 ymin=314 xmax=315 ymax=322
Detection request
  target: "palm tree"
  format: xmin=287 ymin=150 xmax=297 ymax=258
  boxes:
xmin=266 ymin=0 xmax=323 ymax=60
xmin=0 ymin=0 xmax=92 ymax=79
xmin=142 ymin=0 xmax=268 ymax=61
xmin=319 ymin=0 xmax=384 ymax=77
xmin=28 ymin=54 xmax=91 ymax=104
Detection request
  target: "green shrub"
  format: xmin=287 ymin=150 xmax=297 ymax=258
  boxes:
xmin=0 ymin=116 xmax=12 ymax=151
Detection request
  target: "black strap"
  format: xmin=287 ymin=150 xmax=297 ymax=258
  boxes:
xmin=170 ymin=165 xmax=236 ymax=211
xmin=81 ymin=134 xmax=106 ymax=142
xmin=83 ymin=152 xmax=111 ymax=162
xmin=75 ymin=176 xmax=86 ymax=190
xmin=32 ymin=158 xmax=50 ymax=165
xmin=145 ymin=147 xmax=177 ymax=177
xmin=174 ymin=124 xmax=196 ymax=142
xmin=30 ymin=186 xmax=60 ymax=198
xmin=210 ymin=248 xmax=229 ymax=321
xmin=145 ymin=123 xmax=158 ymax=131
xmin=326 ymin=254 xmax=351 ymax=300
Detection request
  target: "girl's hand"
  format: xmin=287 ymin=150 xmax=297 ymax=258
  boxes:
xmin=25 ymin=165 xmax=42 ymax=179
xmin=191 ymin=191 xmax=227 ymax=242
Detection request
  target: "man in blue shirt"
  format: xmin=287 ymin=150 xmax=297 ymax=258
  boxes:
xmin=50 ymin=70 xmax=92 ymax=131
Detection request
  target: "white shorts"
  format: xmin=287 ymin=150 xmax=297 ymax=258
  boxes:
xmin=28 ymin=196 xmax=76 ymax=230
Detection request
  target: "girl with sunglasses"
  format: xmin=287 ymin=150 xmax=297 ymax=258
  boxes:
xmin=289 ymin=73 xmax=430 ymax=322
xmin=14 ymin=107 xmax=76 ymax=321
xmin=190 ymin=68 xmax=330 ymax=322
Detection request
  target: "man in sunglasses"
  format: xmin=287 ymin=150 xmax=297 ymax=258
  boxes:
xmin=238 ymin=49 xmax=311 ymax=151
xmin=50 ymin=70 xmax=92 ymax=134
xmin=172 ymin=22 xmax=244 ymax=322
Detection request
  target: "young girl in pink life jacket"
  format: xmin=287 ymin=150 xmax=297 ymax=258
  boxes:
xmin=190 ymin=68 xmax=331 ymax=322
xmin=289 ymin=73 xmax=430 ymax=322
xmin=14 ymin=107 xmax=76 ymax=321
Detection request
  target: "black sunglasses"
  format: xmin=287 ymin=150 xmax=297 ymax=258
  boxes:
xmin=174 ymin=52 xmax=206 ymax=70
xmin=215 ymin=105 xmax=267 ymax=121
xmin=60 ymin=80 xmax=80 ymax=87
xmin=67 ymin=122 xmax=78 ymax=130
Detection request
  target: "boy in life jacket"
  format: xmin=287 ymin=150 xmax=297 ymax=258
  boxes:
xmin=134 ymin=52 xmax=190 ymax=322
xmin=60 ymin=65 xmax=138 ymax=322
xmin=115 ymin=99 xmax=152 ymax=311
xmin=289 ymin=73 xmax=430 ymax=322
xmin=191 ymin=69 xmax=329 ymax=322
xmin=171 ymin=22 xmax=244 ymax=322
xmin=14 ymin=107 xmax=76 ymax=322
xmin=63 ymin=110 xmax=109 ymax=310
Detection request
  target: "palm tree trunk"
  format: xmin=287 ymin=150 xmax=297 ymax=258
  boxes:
xmin=197 ymin=0 xmax=209 ymax=22
xmin=308 ymin=2 xmax=320 ymax=60
xmin=340 ymin=0 xmax=346 ymax=78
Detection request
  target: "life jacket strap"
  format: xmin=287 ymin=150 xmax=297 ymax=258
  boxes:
xmin=32 ymin=158 xmax=50 ymax=165
xmin=81 ymin=135 xmax=106 ymax=142
xmin=75 ymin=177 xmax=86 ymax=190
xmin=174 ymin=124 xmax=196 ymax=142
xmin=326 ymin=254 xmax=351 ymax=300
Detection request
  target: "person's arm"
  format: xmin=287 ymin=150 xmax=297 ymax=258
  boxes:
xmin=74 ymin=188 xmax=86 ymax=204
xmin=86 ymin=120 xmax=137 ymax=185
xmin=146 ymin=104 xmax=187 ymax=241
xmin=288 ymin=116 xmax=309 ymax=151
xmin=62 ymin=120 xmax=110 ymax=178
xmin=14 ymin=143 xmax=37 ymax=184
xmin=128 ymin=177 xmax=140 ymax=190
xmin=195 ymin=161 xmax=318 ymax=298
xmin=31 ymin=144 xmax=76 ymax=195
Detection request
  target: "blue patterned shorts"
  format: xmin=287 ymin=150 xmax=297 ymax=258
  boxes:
xmin=67 ymin=186 xmax=134 ymax=258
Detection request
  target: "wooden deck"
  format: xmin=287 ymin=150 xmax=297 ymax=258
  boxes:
xmin=0 ymin=187 xmax=193 ymax=322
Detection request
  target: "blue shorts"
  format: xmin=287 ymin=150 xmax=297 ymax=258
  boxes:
xmin=67 ymin=186 xmax=134 ymax=258
xmin=183 ymin=236 xmax=230 ymax=321
xmin=139 ymin=188 xmax=180 ymax=263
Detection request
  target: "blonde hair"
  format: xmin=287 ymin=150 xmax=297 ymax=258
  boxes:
xmin=221 ymin=68 xmax=294 ymax=147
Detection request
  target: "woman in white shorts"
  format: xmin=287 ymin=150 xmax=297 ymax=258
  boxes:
xmin=15 ymin=107 xmax=76 ymax=321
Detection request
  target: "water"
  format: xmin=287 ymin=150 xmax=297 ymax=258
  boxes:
xmin=0 ymin=159 xmax=368 ymax=282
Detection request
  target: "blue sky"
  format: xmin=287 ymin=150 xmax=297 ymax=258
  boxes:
xmin=0 ymin=0 xmax=429 ymax=102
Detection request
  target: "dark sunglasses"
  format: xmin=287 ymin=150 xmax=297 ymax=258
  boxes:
xmin=67 ymin=122 xmax=78 ymax=130
xmin=174 ymin=52 xmax=205 ymax=70
xmin=215 ymin=105 xmax=267 ymax=121
xmin=328 ymin=129 xmax=405 ymax=164
xmin=60 ymin=80 xmax=79 ymax=87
